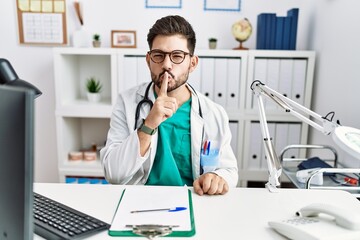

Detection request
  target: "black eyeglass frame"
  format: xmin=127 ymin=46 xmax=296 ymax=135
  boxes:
xmin=147 ymin=49 xmax=193 ymax=64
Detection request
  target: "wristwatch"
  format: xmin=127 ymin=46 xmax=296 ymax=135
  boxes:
xmin=138 ymin=119 xmax=157 ymax=135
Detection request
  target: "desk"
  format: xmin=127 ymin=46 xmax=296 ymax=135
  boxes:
xmin=34 ymin=183 xmax=360 ymax=239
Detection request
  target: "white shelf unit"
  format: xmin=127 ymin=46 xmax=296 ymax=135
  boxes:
xmin=53 ymin=48 xmax=315 ymax=186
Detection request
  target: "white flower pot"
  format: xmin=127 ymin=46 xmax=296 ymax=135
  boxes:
xmin=87 ymin=92 xmax=101 ymax=102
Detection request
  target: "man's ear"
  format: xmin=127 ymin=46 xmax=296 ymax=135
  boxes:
xmin=189 ymin=55 xmax=199 ymax=73
xmin=146 ymin=53 xmax=151 ymax=68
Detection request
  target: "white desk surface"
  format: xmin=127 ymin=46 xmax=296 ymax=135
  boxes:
xmin=34 ymin=183 xmax=360 ymax=239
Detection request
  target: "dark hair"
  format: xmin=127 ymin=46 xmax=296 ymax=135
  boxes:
xmin=147 ymin=15 xmax=196 ymax=55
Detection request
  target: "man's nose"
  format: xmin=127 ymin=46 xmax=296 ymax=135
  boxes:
xmin=162 ymin=54 xmax=172 ymax=69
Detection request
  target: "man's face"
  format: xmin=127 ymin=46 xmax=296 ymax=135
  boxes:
xmin=146 ymin=34 xmax=198 ymax=93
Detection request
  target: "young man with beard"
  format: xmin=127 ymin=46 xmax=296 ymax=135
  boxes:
xmin=100 ymin=15 xmax=238 ymax=195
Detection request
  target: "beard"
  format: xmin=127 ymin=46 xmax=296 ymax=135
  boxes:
xmin=151 ymin=69 xmax=190 ymax=92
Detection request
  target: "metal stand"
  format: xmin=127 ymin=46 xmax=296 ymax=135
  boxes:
xmin=126 ymin=224 xmax=178 ymax=239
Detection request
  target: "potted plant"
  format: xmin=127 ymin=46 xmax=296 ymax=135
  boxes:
xmin=208 ymin=38 xmax=217 ymax=49
xmin=92 ymin=34 xmax=101 ymax=48
xmin=86 ymin=77 xmax=102 ymax=102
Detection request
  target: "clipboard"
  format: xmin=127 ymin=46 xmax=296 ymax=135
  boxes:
xmin=108 ymin=186 xmax=196 ymax=237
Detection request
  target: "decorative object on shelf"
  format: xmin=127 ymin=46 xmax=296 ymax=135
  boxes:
xmin=208 ymin=38 xmax=217 ymax=49
xmin=111 ymin=30 xmax=137 ymax=48
xmin=92 ymin=34 xmax=101 ymax=48
xmin=86 ymin=77 xmax=102 ymax=102
xmin=232 ymin=18 xmax=252 ymax=50
xmin=72 ymin=1 xmax=90 ymax=47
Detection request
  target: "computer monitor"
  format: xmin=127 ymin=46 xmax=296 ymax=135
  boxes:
xmin=0 ymin=85 xmax=35 ymax=239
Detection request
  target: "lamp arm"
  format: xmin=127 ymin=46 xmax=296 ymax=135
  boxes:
xmin=250 ymin=80 xmax=339 ymax=192
xmin=251 ymin=80 xmax=339 ymax=135
xmin=255 ymin=91 xmax=282 ymax=192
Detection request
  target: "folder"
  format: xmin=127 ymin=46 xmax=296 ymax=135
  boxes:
xmin=122 ymin=56 xmax=138 ymax=91
xmin=253 ymin=58 xmax=268 ymax=108
xmin=226 ymin=58 xmax=241 ymax=109
xmin=200 ymin=58 xmax=215 ymax=100
xmin=214 ymin=58 xmax=228 ymax=107
xmin=109 ymin=186 xmax=196 ymax=237
xmin=137 ymin=56 xmax=150 ymax=85
xmin=248 ymin=121 xmax=262 ymax=170
xmin=292 ymin=59 xmax=307 ymax=105
xmin=266 ymin=59 xmax=280 ymax=109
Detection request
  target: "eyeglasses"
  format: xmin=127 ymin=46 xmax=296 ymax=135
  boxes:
xmin=148 ymin=50 xmax=192 ymax=64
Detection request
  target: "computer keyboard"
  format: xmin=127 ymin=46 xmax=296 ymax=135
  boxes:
xmin=33 ymin=192 xmax=110 ymax=240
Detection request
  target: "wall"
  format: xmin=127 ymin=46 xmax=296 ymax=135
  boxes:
xmin=0 ymin=0 xmax=359 ymax=182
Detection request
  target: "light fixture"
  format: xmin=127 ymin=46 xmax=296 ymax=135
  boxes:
xmin=250 ymin=80 xmax=360 ymax=192
xmin=0 ymin=58 xmax=42 ymax=98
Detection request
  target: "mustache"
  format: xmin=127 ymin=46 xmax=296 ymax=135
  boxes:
xmin=159 ymin=70 xmax=175 ymax=79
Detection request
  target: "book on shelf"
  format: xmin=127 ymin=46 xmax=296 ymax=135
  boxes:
xmin=287 ymin=8 xmax=299 ymax=50
xmin=256 ymin=8 xmax=299 ymax=50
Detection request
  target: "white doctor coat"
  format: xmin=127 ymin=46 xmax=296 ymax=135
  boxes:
xmin=100 ymin=82 xmax=238 ymax=187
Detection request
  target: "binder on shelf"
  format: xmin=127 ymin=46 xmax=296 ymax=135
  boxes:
xmin=282 ymin=16 xmax=292 ymax=50
xmin=287 ymin=8 xmax=299 ymax=50
xmin=122 ymin=57 xmax=138 ymax=91
xmin=291 ymin=59 xmax=307 ymax=105
xmin=248 ymin=122 xmax=262 ymax=170
xmin=226 ymin=58 xmax=241 ymax=108
xmin=287 ymin=123 xmax=302 ymax=158
xmin=214 ymin=58 xmax=228 ymax=107
xmin=256 ymin=13 xmax=267 ymax=49
xmin=267 ymin=14 xmax=277 ymax=50
xmin=188 ymin=57 xmax=202 ymax=91
xmin=109 ymin=186 xmax=195 ymax=237
xmin=253 ymin=58 xmax=268 ymax=108
xmin=275 ymin=17 xmax=285 ymax=50
xmin=266 ymin=59 xmax=280 ymax=109
xmin=278 ymin=59 xmax=293 ymax=100
xmin=200 ymin=58 xmax=215 ymax=100
xmin=137 ymin=57 xmax=150 ymax=85
xmin=274 ymin=123 xmax=289 ymax=155
xmin=229 ymin=121 xmax=239 ymax=154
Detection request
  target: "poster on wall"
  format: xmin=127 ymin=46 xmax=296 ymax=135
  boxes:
xmin=204 ymin=0 xmax=241 ymax=12
xmin=145 ymin=0 xmax=182 ymax=9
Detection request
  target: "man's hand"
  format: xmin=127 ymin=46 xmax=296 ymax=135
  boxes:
xmin=193 ymin=173 xmax=229 ymax=196
xmin=145 ymin=72 xmax=178 ymax=129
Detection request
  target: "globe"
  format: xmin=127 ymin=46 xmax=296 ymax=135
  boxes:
xmin=231 ymin=18 xmax=252 ymax=50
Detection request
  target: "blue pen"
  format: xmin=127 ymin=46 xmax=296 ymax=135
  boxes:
xmin=130 ymin=207 xmax=187 ymax=213
xmin=207 ymin=141 xmax=211 ymax=155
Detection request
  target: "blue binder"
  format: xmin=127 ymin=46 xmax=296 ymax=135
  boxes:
xmin=287 ymin=8 xmax=299 ymax=50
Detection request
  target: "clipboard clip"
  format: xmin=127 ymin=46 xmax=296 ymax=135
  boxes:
xmin=125 ymin=224 xmax=179 ymax=239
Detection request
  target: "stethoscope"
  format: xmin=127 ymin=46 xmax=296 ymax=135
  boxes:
xmin=134 ymin=82 xmax=203 ymax=130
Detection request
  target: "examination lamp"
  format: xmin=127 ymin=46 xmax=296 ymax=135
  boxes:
xmin=0 ymin=58 xmax=42 ymax=98
xmin=250 ymin=80 xmax=360 ymax=192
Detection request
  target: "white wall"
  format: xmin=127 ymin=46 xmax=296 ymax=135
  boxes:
xmin=1 ymin=0 xmax=359 ymax=182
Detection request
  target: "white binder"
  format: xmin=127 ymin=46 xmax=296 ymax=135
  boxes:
xmin=188 ymin=57 xmax=201 ymax=91
xmin=266 ymin=59 xmax=281 ymax=109
xmin=200 ymin=58 xmax=215 ymax=100
xmin=292 ymin=59 xmax=307 ymax=105
xmin=248 ymin=122 xmax=262 ymax=170
xmin=278 ymin=59 xmax=293 ymax=100
xmin=137 ymin=56 xmax=150 ymax=85
xmin=226 ymin=58 xmax=241 ymax=109
xmin=214 ymin=58 xmax=228 ymax=107
xmin=229 ymin=121 xmax=239 ymax=155
xmin=274 ymin=122 xmax=289 ymax=156
xmin=287 ymin=123 xmax=302 ymax=158
xmin=122 ymin=56 xmax=138 ymax=91
xmin=253 ymin=58 xmax=268 ymax=108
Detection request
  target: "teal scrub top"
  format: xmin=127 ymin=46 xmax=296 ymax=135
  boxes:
xmin=146 ymin=98 xmax=193 ymax=186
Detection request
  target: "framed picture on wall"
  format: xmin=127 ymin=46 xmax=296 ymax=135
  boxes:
xmin=111 ymin=30 xmax=137 ymax=48
xmin=145 ymin=0 xmax=182 ymax=9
